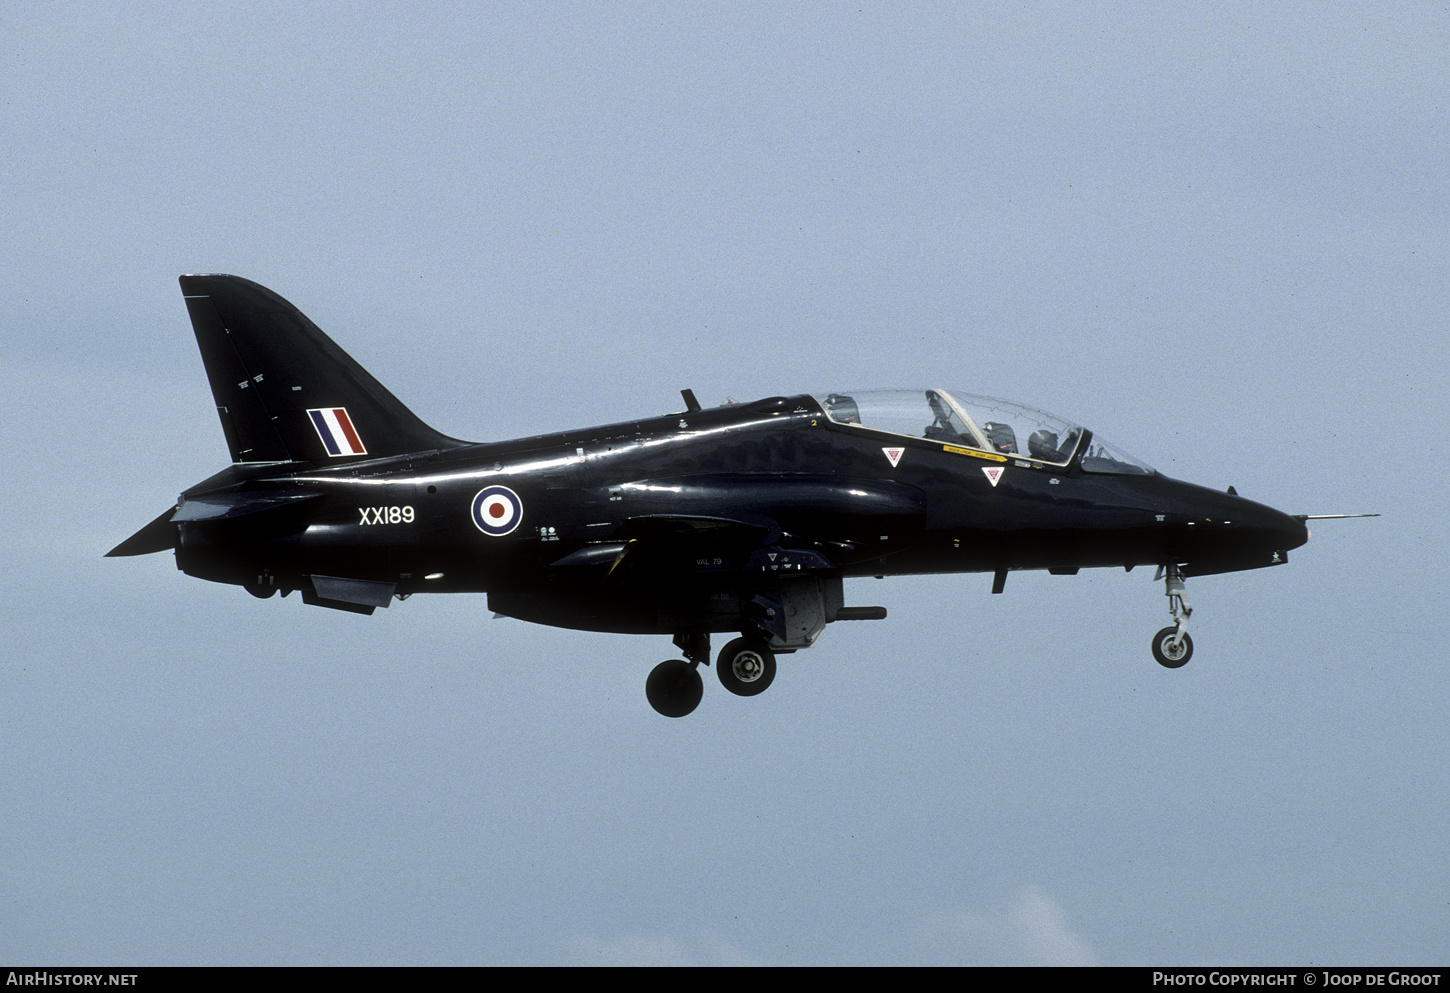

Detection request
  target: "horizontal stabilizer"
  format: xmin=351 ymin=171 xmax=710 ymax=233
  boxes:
xmin=173 ymin=492 xmax=323 ymax=521
xmin=172 ymin=491 xmax=323 ymax=522
xmin=106 ymin=506 xmax=179 ymax=557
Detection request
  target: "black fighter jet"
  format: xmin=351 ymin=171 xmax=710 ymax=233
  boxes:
xmin=110 ymin=275 xmax=1343 ymax=717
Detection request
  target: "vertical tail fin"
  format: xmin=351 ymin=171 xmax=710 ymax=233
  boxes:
xmin=179 ymin=274 xmax=469 ymax=463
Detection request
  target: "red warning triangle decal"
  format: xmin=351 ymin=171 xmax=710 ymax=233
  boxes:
xmin=982 ymin=466 xmax=1004 ymax=487
xmin=883 ymin=447 xmax=904 ymax=467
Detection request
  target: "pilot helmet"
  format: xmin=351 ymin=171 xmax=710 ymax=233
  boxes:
xmin=824 ymin=393 xmax=861 ymax=424
xmin=1028 ymin=429 xmax=1059 ymax=460
xmin=982 ymin=421 xmax=1017 ymax=454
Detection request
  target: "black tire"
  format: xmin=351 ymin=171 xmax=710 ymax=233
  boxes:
xmin=646 ymin=659 xmax=704 ymax=717
xmin=1152 ymin=627 xmax=1193 ymax=668
xmin=716 ymin=638 xmax=776 ymax=696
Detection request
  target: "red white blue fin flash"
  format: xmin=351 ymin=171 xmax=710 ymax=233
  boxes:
xmin=307 ymin=407 xmax=367 ymax=457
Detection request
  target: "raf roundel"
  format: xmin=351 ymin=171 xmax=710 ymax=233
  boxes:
xmin=471 ymin=485 xmax=524 ymax=536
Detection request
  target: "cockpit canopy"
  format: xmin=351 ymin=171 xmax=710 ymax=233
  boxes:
xmin=812 ymin=389 xmax=1153 ymax=475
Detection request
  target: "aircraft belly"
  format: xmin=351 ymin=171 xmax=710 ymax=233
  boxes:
xmin=488 ymin=579 xmax=747 ymax=636
xmin=852 ymin=526 xmax=1138 ymax=578
xmin=486 ymin=569 xmax=844 ymax=647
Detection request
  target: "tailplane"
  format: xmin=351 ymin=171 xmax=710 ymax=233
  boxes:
xmin=179 ymin=274 xmax=469 ymax=463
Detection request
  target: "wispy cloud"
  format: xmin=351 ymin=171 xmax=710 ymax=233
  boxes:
xmin=569 ymin=887 xmax=1100 ymax=966
xmin=567 ymin=931 xmax=767 ymax=967
xmin=921 ymin=885 xmax=1103 ymax=966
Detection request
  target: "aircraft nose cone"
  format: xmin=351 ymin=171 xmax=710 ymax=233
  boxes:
xmin=1284 ymin=514 xmax=1310 ymax=550
xmin=1242 ymin=501 xmax=1309 ymax=553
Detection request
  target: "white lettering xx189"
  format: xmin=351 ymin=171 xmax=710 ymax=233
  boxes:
xmin=358 ymin=505 xmax=414 ymax=525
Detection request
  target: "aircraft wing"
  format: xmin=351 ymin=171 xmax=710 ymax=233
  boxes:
xmin=546 ymin=473 xmax=925 ymax=580
xmin=591 ymin=474 xmax=925 ymax=558
xmin=547 ymin=513 xmax=786 ymax=577
xmin=618 ymin=511 xmax=783 ymax=544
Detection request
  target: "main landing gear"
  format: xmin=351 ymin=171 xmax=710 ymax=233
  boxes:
xmin=645 ymin=658 xmax=704 ymax=718
xmin=645 ymin=633 xmax=779 ymax=717
xmin=1151 ymin=563 xmax=1193 ymax=668
xmin=716 ymin=637 xmax=776 ymax=696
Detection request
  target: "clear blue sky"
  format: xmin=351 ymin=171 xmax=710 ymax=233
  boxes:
xmin=2 ymin=2 xmax=1445 ymax=965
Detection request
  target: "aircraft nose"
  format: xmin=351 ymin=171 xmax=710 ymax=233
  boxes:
xmin=1276 ymin=513 xmax=1309 ymax=552
xmin=1242 ymin=500 xmax=1309 ymax=552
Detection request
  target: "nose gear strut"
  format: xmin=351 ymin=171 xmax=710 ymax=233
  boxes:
xmin=1151 ymin=564 xmax=1194 ymax=668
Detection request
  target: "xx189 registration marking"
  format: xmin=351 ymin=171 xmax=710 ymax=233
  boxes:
xmin=359 ymin=505 xmax=414 ymax=525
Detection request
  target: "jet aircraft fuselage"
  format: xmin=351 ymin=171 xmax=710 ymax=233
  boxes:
xmin=111 ymin=275 xmax=1314 ymax=717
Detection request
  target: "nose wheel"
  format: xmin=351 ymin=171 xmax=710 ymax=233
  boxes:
xmin=1152 ymin=564 xmax=1194 ymax=668
xmin=1151 ymin=626 xmax=1193 ymax=667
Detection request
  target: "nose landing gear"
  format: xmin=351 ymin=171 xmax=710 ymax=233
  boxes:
xmin=1151 ymin=564 xmax=1194 ymax=668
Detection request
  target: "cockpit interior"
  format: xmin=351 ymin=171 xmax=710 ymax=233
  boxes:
xmin=813 ymin=389 xmax=1153 ymax=475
